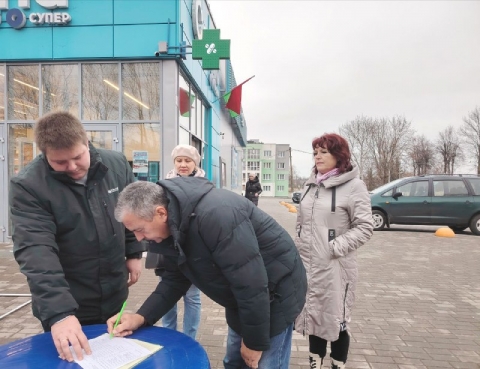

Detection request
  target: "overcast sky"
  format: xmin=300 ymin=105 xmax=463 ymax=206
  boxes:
xmin=208 ymin=0 xmax=480 ymax=177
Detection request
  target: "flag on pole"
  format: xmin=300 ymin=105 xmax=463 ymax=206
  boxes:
xmin=223 ymin=76 xmax=255 ymax=118
xmin=179 ymin=87 xmax=195 ymax=117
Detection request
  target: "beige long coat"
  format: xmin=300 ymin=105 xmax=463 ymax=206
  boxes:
xmin=294 ymin=166 xmax=373 ymax=341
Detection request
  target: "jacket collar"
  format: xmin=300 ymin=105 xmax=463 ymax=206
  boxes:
xmin=305 ymin=165 xmax=359 ymax=188
xmin=45 ymin=142 xmax=108 ymax=184
xmin=156 ymin=177 xmax=215 ymax=265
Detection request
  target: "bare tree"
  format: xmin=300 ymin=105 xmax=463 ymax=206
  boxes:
xmin=339 ymin=115 xmax=373 ymax=179
xmin=436 ymin=126 xmax=462 ymax=174
xmin=367 ymin=116 xmax=413 ymax=185
xmin=410 ymin=135 xmax=436 ymax=175
xmin=458 ymin=107 xmax=480 ymax=174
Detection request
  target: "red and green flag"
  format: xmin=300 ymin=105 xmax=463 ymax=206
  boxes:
xmin=223 ymin=75 xmax=255 ymax=118
xmin=179 ymin=87 xmax=195 ymax=117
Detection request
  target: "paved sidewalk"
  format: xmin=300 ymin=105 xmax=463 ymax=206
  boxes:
xmin=1 ymin=197 xmax=480 ymax=368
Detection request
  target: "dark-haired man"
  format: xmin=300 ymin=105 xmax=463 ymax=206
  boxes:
xmin=107 ymin=178 xmax=307 ymax=369
xmin=9 ymin=111 xmax=145 ymax=362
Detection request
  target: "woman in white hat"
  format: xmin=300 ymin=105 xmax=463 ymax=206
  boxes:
xmin=165 ymin=144 xmax=205 ymax=179
xmin=146 ymin=144 xmax=204 ymax=339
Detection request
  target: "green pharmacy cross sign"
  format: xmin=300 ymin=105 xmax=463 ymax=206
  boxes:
xmin=192 ymin=29 xmax=230 ymax=70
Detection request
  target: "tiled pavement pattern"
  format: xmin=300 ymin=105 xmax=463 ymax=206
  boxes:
xmin=1 ymin=197 xmax=479 ymax=368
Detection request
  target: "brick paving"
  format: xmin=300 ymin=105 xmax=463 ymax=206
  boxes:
xmin=1 ymin=197 xmax=479 ymax=368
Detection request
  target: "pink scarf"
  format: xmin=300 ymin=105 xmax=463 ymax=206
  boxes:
xmin=316 ymin=168 xmax=339 ymax=185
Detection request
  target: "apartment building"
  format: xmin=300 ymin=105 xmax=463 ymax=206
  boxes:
xmin=242 ymin=140 xmax=290 ymax=197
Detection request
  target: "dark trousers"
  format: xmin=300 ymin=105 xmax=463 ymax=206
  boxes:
xmin=309 ymin=330 xmax=350 ymax=363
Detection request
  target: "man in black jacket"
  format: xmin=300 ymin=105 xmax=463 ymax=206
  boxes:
xmin=107 ymin=178 xmax=307 ymax=369
xmin=9 ymin=111 xmax=145 ymax=363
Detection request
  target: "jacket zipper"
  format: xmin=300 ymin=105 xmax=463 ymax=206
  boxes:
xmin=343 ymin=283 xmax=349 ymax=324
xmin=103 ymin=200 xmax=116 ymax=236
xmin=304 ymin=185 xmax=320 ymax=337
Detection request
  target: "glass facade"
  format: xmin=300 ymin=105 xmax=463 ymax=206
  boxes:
xmin=8 ymin=65 xmax=39 ymax=120
xmin=123 ymin=123 xmax=161 ymax=182
xmin=8 ymin=124 xmax=37 ymax=180
xmin=178 ymin=73 xmax=204 ymax=142
xmin=122 ymin=63 xmax=160 ymax=121
xmin=0 ymin=60 xmax=213 ymax=242
xmin=82 ymin=63 xmax=120 ymax=120
xmin=42 ymin=64 xmax=79 ymax=116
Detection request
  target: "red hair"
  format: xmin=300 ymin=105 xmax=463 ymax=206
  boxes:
xmin=312 ymin=133 xmax=353 ymax=174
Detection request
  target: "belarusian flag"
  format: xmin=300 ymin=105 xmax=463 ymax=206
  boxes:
xmin=223 ymin=76 xmax=255 ymax=118
xmin=179 ymin=87 xmax=195 ymax=117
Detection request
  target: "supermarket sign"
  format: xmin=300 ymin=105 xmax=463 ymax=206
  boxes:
xmin=0 ymin=0 xmax=71 ymax=29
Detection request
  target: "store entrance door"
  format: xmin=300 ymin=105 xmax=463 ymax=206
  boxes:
xmin=0 ymin=125 xmax=6 ymax=242
xmin=84 ymin=124 xmax=120 ymax=152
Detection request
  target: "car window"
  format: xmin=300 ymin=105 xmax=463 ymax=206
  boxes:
xmin=396 ymin=180 xmax=428 ymax=197
xmin=466 ymin=178 xmax=480 ymax=195
xmin=370 ymin=178 xmax=405 ymax=194
xmin=433 ymin=180 xmax=469 ymax=196
xmin=381 ymin=188 xmax=394 ymax=197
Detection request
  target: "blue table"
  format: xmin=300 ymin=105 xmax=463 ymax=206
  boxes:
xmin=0 ymin=324 xmax=210 ymax=368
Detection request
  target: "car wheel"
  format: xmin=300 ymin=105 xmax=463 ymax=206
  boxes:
xmin=449 ymin=226 xmax=466 ymax=233
xmin=372 ymin=210 xmax=386 ymax=230
xmin=469 ymin=214 xmax=480 ymax=236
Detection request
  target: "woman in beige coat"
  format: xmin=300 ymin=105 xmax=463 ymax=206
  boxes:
xmin=295 ymin=133 xmax=373 ymax=369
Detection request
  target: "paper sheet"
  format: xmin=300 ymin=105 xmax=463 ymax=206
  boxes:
xmin=70 ymin=333 xmax=162 ymax=369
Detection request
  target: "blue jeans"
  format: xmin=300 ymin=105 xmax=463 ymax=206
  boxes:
xmin=223 ymin=323 xmax=293 ymax=369
xmin=161 ymin=284 xmax=201 ymax=340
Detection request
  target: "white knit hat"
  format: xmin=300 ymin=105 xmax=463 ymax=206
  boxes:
xmin=171 ymin=144 xmax=201 ymax=166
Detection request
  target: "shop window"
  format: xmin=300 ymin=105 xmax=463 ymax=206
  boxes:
xmin=179 ymin=75 xmax=191 ymax=130
xmin=8 ymin=124 xmax=38 ymax=179
xmin=179 ymin=127 xmax=190 ymax=145
xmin=0 ymin=65 xmax=5 ymax=120
xmin=122 ymin=63 xmax=160 ymax=121
xmin=42 ymin=64 xmax=79 ymax=116
xmin=193 ymin=96 xmax=204 ymax=137
xmin=8 ymin=65 xmax=39 ymax=120
xmin=191 ymin=136 xmax=203 ymax=166
xmin=179 ymin=74 xmax=204 ymax=140
xmin=86 ymin=130 xmax=113 ymax=150
xmin=220 ymin=158 xmax=226 ymax=189
xmin=123 ymin=123 xmax=161 ymax=183
xmin=82 ymin=64 xmax=119 ymax=120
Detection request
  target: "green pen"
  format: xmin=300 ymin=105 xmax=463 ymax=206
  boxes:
xmin=110 ymin=301 xmax=127 ymax=338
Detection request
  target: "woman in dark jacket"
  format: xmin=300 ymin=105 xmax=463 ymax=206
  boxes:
xmin=245 ymin=174 xmax=262 ymax=206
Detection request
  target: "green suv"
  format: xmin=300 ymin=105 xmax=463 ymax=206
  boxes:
xmin=370 ymin=174 xmax=480 ymax=235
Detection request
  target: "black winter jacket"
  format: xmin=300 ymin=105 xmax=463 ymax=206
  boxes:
xmin=137 ymin=177 xmax=307 ymax=351
xmin=245 ymin=176 xmax=262 ymax=202
xmin=10 ymin=144 xmax=145 ymax=328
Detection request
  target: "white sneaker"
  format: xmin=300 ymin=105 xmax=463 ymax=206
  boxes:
xmin=309 ymin=354 xmax=324 ymax=368
xmin=331 ymin=358 xmax=346 ymax=369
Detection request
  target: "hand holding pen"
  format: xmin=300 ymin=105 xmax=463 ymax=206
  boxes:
xmin=106 ymin=304 xmax=146 ymax=338
xmin=110 ymin=301 xmax=127 ymax=338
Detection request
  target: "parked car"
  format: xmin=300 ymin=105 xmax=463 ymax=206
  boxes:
xmin=370 ymin=174 xmax=480 ymax=235
xmin=292 ymin=192 xmax=302 ymax=204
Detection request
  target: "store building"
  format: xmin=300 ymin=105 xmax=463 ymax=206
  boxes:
xmin=0 ymin=0 xmax=247 ymax=242
xmin=242 ymin=140 xmax=291 ymax=198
